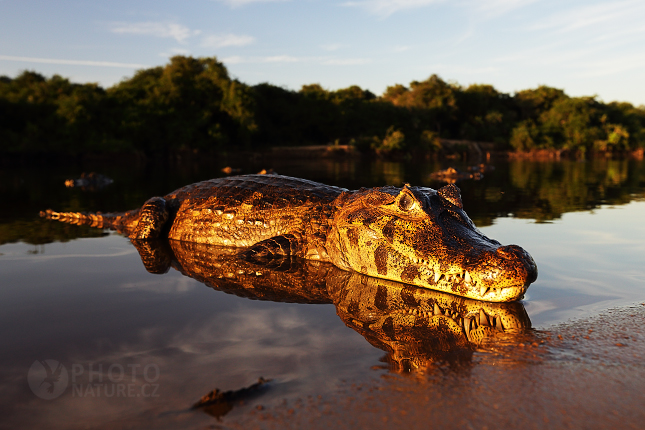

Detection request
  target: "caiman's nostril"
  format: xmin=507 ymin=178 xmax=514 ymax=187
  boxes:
xmin=496 ymin=245 xmax=520 ymax=258
xmin=496 ymin=245 xmax=538 ymax=283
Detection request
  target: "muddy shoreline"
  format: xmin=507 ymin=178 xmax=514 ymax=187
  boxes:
xmin=223 ymin=304 xmax=645 ymax=430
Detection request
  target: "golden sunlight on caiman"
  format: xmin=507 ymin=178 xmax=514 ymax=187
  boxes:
xmin=132 ymin=239 xmax=532 ymax=376
xmin=41 ymin=174 xmax=537 ymax=302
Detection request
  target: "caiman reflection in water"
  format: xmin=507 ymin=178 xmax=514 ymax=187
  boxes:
xmin=132 ymin=238 xmax=531 ymax=374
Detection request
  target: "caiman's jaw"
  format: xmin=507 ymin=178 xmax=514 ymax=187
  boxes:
xmin=405 ymin=243 xmax=538 ymax=302
xmin=328 ymin=183 xmax=538 ymax=302
xmin=465 ymin=244 xmax=538 ymax=301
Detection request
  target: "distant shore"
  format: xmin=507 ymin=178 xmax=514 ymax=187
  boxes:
xmin=2 ymin=141 xmax=644 ymax=168
xmin=2 ymin=56 xmax=644 ymax=165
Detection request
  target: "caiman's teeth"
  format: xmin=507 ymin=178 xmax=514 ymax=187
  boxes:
xmin=480 ymin=286 xmax=488 ymax=297
xmin=479 ymin=309 xmax=489 ymax=326
xmin=434 ymin=303 xmax=442 ymax=315
xmin=440 ymin=272 xmax=466 ymax=283
xmin=464 ymin=317 xmax=472 ymax=334
xmin=464 ymin=270 xmax=471 ymax=283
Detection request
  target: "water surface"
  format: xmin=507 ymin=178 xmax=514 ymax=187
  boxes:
xmin=1 ymin=157 xmax=644 ymax=429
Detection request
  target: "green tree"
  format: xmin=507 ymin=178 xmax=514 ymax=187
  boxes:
xmin=602 ymin=102 xmax=645 ymax=150
xmin=510 ymin=120 xmax=540 ymax=151
xmin=2 ymin=59 xmax=644 ymax=158
xmin=0 ymin=71 xmax=109 ymax=155
xmin=457 ymin=84 xmax=516 ymax=145
xmin=514 ymin=86 xmax=568 ymax=120
xmin=539 ymin=97 xmax=604 ymax=152
xmin=108 ymin=56 xmax=255 ymax=155
xmin=372 ymin=126 xmax=405 ymax=155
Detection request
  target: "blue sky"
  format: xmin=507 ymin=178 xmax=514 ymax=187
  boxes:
xmin=1 ymin=0 xmax=644 ymax=105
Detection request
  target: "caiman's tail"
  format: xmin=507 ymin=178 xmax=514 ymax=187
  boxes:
xmin=39 ymin=209 xmax=133 ymax=233
xmin=40 ymin=197 xmax=167 ymax=239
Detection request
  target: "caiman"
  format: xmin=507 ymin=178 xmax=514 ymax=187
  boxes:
xmin=139 ymin=239 xmax=534 ymax=373
xmin=41 ymin=174 xmax=537 ymax=302
xmin=64 ymin=172 xmax=114 ymax=190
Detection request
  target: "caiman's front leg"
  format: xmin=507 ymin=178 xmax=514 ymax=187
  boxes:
xmin=131 ymin=197 xmax=170 ymax=240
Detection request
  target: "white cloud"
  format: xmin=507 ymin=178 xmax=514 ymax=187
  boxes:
xmin=320 ymin=43 xmax=344 ymax=51
xmin=159 ymin=47 xmax=192 ymax=58
xmin=574 ymin=53 xmax=645 ymax=78
xmin=421 ymin=63 xmax=501 ymax=76
xmin=529 ymin=0 xmax=645 ymax=34
xmin=473 ymin=0 xmax=538 ymax=18
xmin=488 ymin=0 xmax=645 ymax=80
xmin=343 ymin=0 xmax=536 ymax=17
xmin=216 ymin=0 xmax=290 ymax=7
xmin=222 ymin=55 xmax=245 ymax=64
xmin=201 ymin=33 xmax=255 ymax=48
xmin=321 ymin=58 xmax=371 ymax=65
xmin=221 ymin=55 xmax=372 ymax=66
xmin=490 ymin=39 xmax=645 ymax=83
xmin=343 ymin=0 xmax=445 ymax=16
xmin=391 ymin=45 xmax=412 ymax=52
xmin=110 ymin=22 xmax=200 ymax=43
xmin=0 ymin=55 xmax=148 ymax=69
xmin=263 ymin=55 xmax=300 ymax=63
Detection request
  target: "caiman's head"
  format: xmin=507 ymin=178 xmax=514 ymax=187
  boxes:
xmin=327 ymin=184 xmax=538 ymax=302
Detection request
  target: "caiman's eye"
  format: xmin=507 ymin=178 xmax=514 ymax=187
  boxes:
xmin=398 ymin=193 xmax=416 ymax=211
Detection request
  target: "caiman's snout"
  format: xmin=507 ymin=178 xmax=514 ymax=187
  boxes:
xmin=495 ymin=245 xmax=538 ymax=285
xmin=463 ymin=244 xmax=538 ymax=302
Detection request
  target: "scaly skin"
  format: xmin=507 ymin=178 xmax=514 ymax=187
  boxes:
xmin=326 ymin=183 xmax=538 ymax=301
xmin=41 ymin=174 xmax=537 ymax=302
xmin=327 ymin=270 xmax=531 ymax=372
xmin=129 ymin=239 xmax=533 ymax=373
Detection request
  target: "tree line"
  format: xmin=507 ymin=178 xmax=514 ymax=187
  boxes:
xmin=1 ymin=55 xmax=644 ymax=158
xmin=4 ymin=157 xmax=642 ymax=246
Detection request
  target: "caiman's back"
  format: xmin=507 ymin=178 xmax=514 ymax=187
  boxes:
xmin=163 ymin=174 xmax=347 ymax=259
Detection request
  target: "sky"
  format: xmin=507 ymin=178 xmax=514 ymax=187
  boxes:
xmin=1 ymin=0 xmax=644 ymax=106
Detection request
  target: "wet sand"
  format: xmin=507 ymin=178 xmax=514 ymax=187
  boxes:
xmin=225 ymin=303 xmax=645 ymax=430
